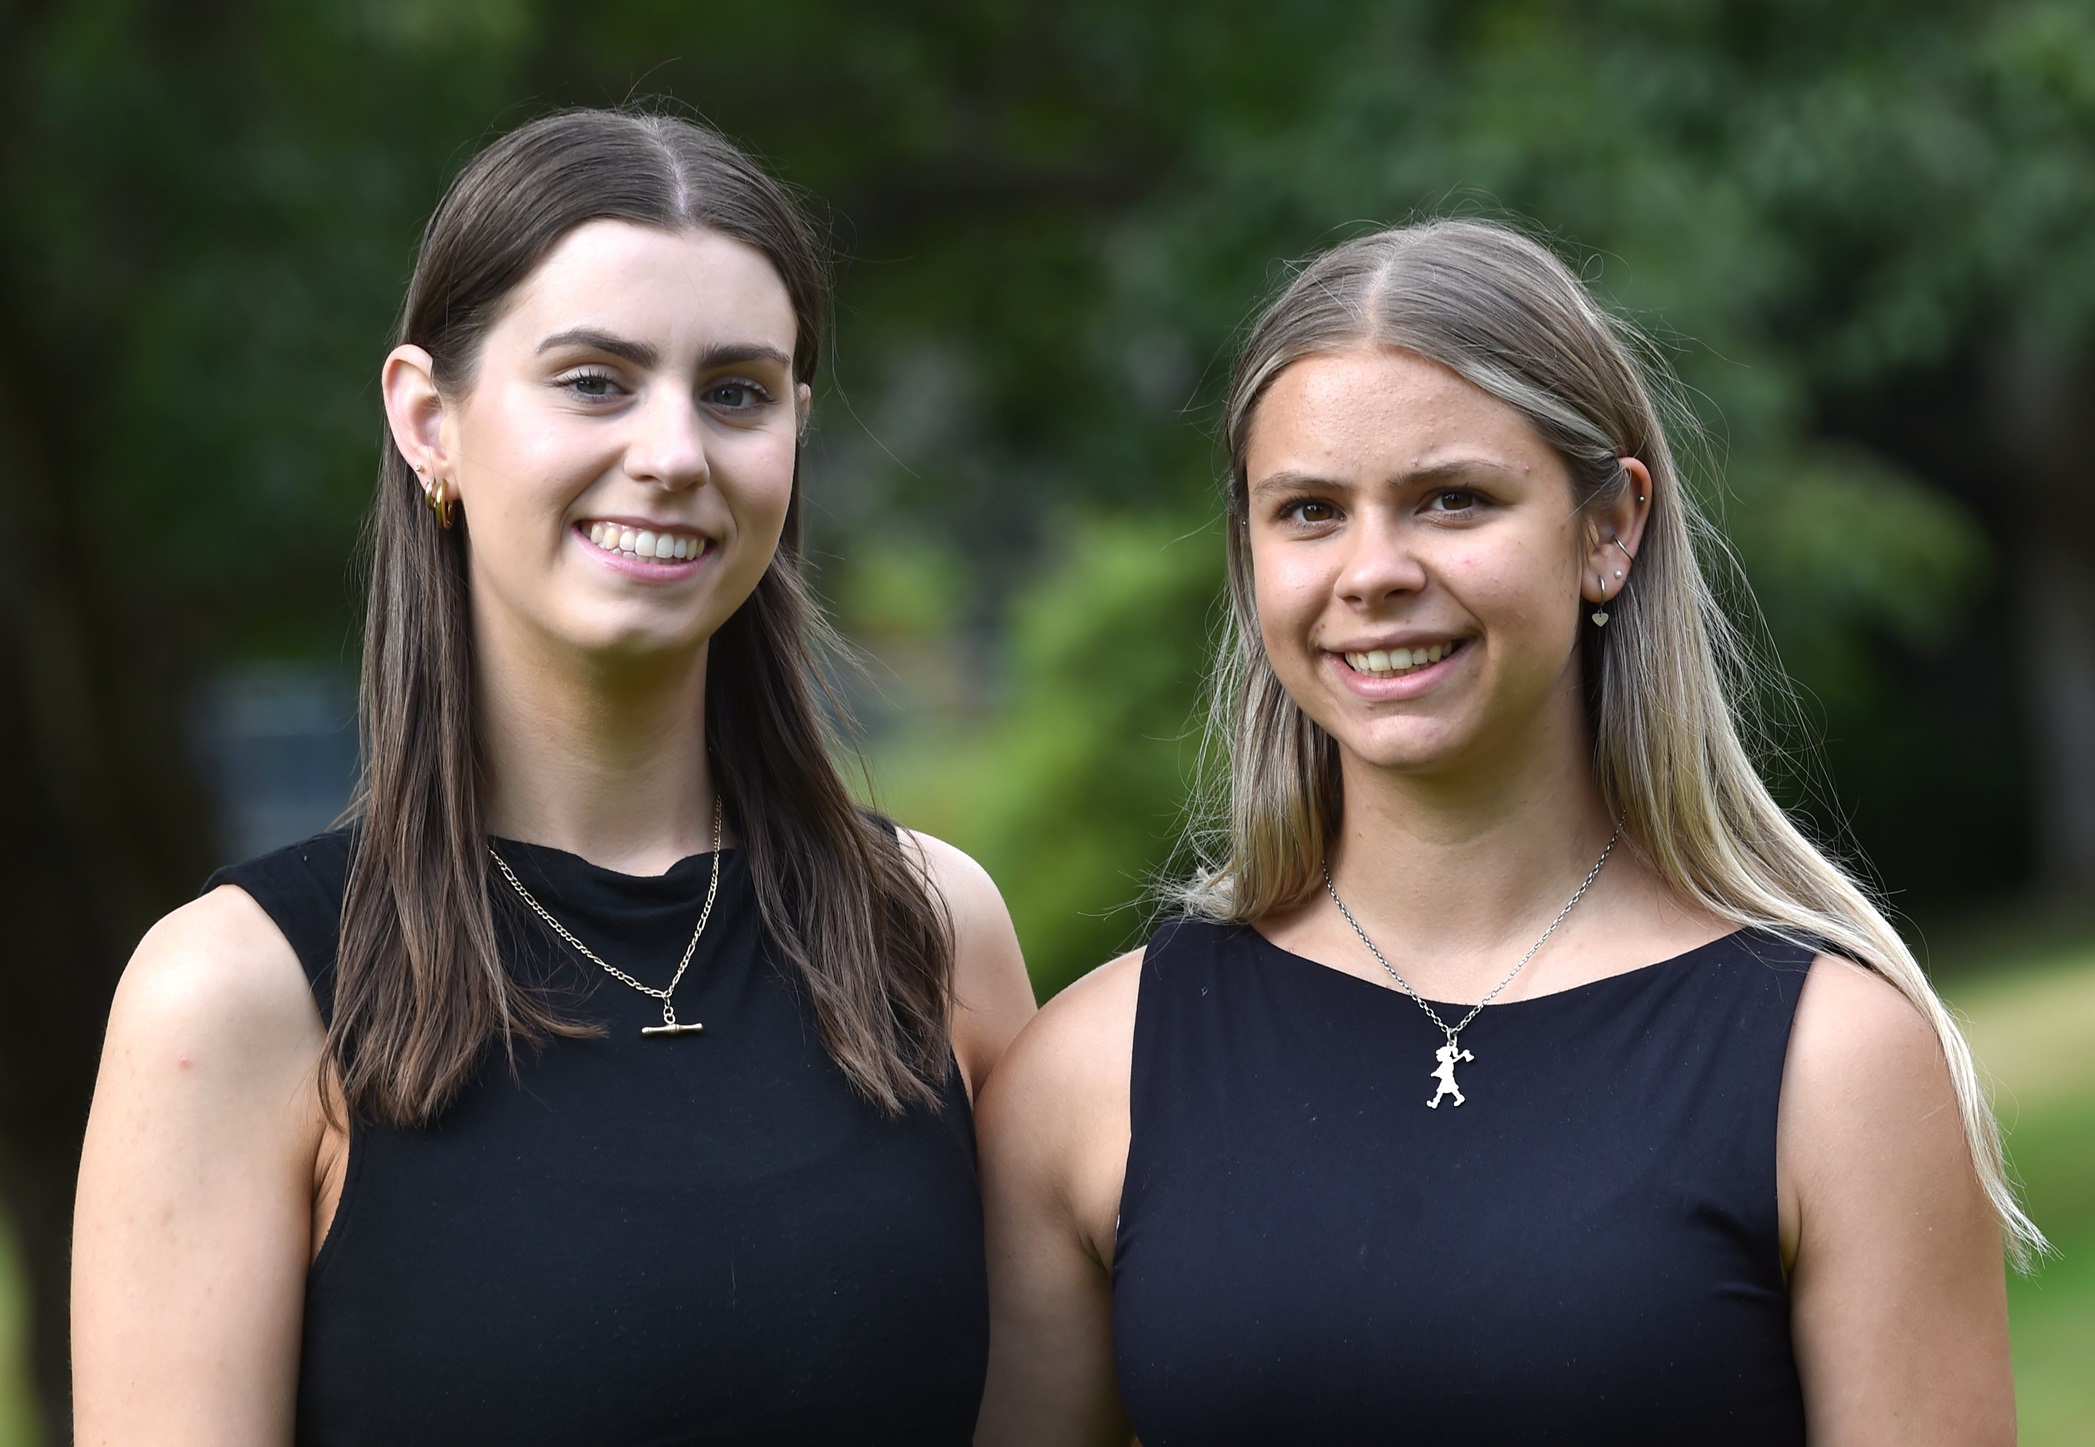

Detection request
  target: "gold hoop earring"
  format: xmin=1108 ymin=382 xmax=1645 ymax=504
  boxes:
xmin=1591 ymin=575 xmax=1610 ymax=628
xmin=425 ymin=477 xmax=455 ymax=529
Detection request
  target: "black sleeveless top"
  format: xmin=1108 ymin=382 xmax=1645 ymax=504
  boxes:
xmin=1112 ymin=919 xmax=1812 ymax=1445
xmin=207 ymin=831 xmax=987 ymax=1446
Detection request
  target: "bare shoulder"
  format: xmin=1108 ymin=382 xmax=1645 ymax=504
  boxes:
xmin=977 ymin=946 xmax=1146 ymax=1262
xmin=73 ymin=888 xmax=328 ymax=1442
xmin=1779 ymin=968 xmax=2013 ymax=1439
xmin=1778 ymin=952 xmax=1979 ymax=1261
xmin=897 ymin=827 xmax=1007 ymax=937
xmin=896 ymin=828 xmax=1036 ymax=1092
xmin=1784 ymin=953 xmax=1951 ymax=1120
xmin=980 ymin=946 xmax=1145 ymax=1136
xmin=110 ymin=885 xmax=325 ymax=1071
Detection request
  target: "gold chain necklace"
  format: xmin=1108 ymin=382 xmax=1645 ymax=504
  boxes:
xmin=489 ymin=799 xmax=723 ymax=1038
xmin=1321 ymin=826 xmax=1620 ymax=1108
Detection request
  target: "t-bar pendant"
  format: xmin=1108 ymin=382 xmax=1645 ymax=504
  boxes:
xmin=641 ymin=1021 xmax=705 ymax=1037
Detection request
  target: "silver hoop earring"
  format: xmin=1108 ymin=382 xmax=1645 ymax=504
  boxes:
xmin=1614 ymin=538 xmax=1634 ymax=565
xmin=1591 ymin=575 xmax=1610 ymax=628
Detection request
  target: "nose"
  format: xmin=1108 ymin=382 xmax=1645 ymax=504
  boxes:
xmin=1334 ymin=510 xmax=1427 ymax=606
xmin=623 ymin=389 xmax=711 ymax=491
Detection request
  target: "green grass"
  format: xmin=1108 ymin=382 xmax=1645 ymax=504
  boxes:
xmin=0 ymin=1211 xmax=38 ymax=1447
xmin=0 ymin=949 xmax=2086 ymax=1443
xmin=1949 ymin=947 xmax=2095 ymax=1444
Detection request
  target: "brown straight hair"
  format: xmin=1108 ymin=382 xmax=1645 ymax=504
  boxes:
xmin=335 ymin=108 xmax=953 ymax=1125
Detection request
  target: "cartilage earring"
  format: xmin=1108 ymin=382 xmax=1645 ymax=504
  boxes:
xmin=1591 ymin=575 xmax=1610 ymax=628
xmin=1614 ymin=538 xmax=1634 ymax=565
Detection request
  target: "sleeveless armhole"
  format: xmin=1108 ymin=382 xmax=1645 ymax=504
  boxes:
xmin=857 ymin=807 xmax=977 ymax=1128
xmin=202 ymin=829 xmax=355 ymax=1028
xmin=1113 ymin=914 xmax=1207 ymax=1279
xmin=201 ymin=828 xmax=360 ymax=1283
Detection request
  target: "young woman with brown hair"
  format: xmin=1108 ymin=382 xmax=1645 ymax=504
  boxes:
xmin=974 ymin=219 xmax=2037 ymax=1445
xmin=71 ymin=109 xmax=1034 ymax=1445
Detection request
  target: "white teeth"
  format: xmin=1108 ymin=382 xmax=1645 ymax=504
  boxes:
xmin=584 ymin=523 xmax=703 ymax=560
xmin=1344 ymin=643 xmax=1457 ymax=678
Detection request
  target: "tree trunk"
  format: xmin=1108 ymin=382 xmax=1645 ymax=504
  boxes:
xmin=1993 ymin=344 xmax=2095 ymax=893
xmin=0 ymin=342 xmax=215 ymax=1443
xmin=2020 ymin=542 xmax=2095 ymax=889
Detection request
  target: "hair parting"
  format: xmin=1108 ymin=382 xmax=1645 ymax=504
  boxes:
xmin=1171 ymin=217 xmax=2044 ymax=1264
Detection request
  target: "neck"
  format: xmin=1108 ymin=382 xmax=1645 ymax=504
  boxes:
xmin=475 ymin=616 xmax=718 ymax=877
xmin=1323 ymin=694 xmax=1618 ymax=967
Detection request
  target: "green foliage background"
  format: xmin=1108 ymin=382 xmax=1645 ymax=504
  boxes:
xmin=4 ymin=0 xmax=2095 ymax=1437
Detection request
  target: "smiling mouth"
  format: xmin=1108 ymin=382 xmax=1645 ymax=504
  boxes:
xmin=1339 ymin=639 xmax=1467 ymax=678
xmin=583 ymin=521 xmax=710 ymax=562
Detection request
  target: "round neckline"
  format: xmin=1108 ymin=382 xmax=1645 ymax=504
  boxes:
xmin=1243 ymin=922 xmax=1754 ymax=1014
xmin=490 ymin=835 xmax=737 ymax=883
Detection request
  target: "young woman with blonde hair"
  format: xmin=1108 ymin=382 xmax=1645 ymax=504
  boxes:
xmin=72 ymin=109 xmax=1034 ymax=1444
xmin=975 ymin=218 xmax=2037 ymax=1445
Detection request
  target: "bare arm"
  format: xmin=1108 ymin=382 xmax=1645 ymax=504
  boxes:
xmin=901 ymin=830 xmax=1036 ymax=1097
xmin=975 ymin=949 xmax=1143 ymax=1447
xmin=72 ymin=886 xmax=333 ymax=1446
xmin=1780 ymin=955 xmax=2015 ymax=1445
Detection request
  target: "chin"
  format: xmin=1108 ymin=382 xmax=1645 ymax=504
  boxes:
xmin=556 ymin=610 xmax=714 ymax=662
xmin=1325 ymin=731 xmax=1449 ymax=775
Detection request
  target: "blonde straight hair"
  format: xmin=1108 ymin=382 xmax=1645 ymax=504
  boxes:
xmin=1174 ymin=218 xmax=2043 ymax=1262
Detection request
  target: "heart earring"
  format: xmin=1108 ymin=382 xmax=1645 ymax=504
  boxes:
xmin=1591 ymin=574 xmax=1610 ymax=627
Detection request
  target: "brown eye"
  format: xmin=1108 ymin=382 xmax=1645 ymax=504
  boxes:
xmin=1289 ymin=500 xmax=1337 ymax=523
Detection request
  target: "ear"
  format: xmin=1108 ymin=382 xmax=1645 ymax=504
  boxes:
xmin=381 ymin=345 xmax=451 ymax=488
xmin=795 ymin=380 xmax=814 ymax=440
xmin=1579 ymin=458 xmax=1654 ymax=605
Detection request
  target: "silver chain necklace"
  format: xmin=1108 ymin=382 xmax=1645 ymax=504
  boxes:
xmin=1321 ymin=825 xmax=1620 ymax=1108
xmin=489 ymin=798 xmax=723 ymax=1038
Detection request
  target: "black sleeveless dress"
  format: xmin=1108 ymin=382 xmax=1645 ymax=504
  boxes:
xmin=207 ymin=830 xmax=987 ymax=1446
xmin=1112 ymin=919 xmax=1812 ymax=1445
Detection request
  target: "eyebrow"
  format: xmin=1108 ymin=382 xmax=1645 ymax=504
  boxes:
xmin=536 ymin=329 xmax=794 ymax=375
xmin=1248 ymin=458 xmax=1524 ymax=497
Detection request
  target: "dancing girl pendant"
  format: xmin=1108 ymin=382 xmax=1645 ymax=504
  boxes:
xmin=1322 ymin=826 xmax=1620 ymax=1109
